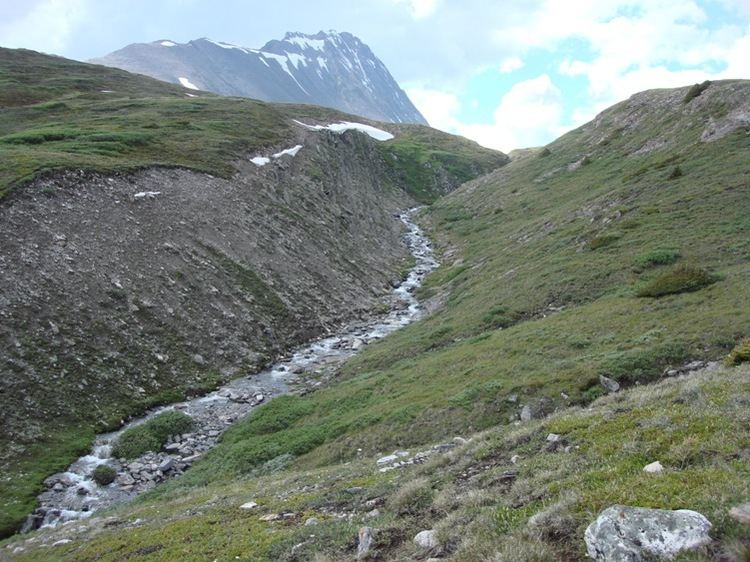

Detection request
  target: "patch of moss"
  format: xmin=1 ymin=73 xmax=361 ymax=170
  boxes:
xmin=637 ymin=264 xmax=717 ymax=298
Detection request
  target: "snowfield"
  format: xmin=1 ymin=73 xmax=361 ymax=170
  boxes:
xmin=178 ymin=77 xmax=200 ymax=90
xmin=293 ymin=120 xmax=394 ymax=141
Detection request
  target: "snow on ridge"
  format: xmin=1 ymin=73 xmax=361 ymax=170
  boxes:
xmin=206 ymin=39 xmax=252 ymax=53
xmin=286 ymin=52 xmax=308 ymax=69
xmin=260 ymin=52 xmax=309 ymax=94
xmin=293 ymin=120 xmax=394 ymax=141
xmin=178 ymin=77 xmax=200 ymax=90
xmin=272 ymin=145 xmax=303 ymax=158
xmin=250 ymin=156 xmax=270 ymax=167
xmin=160 ymin=41 xmax=176 ymax=47
xmin=285 ymin=36 xmax=326 ymax=51
xmin=317 ymin=57 xmax=329 ymax=71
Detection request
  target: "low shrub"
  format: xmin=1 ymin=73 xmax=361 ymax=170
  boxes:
xmin=683 ymin=80 xmax=711 ymax=104
xmin=726 ymin=338 xmax=750 ymax=366
xmin=637 ymin=264 xmax=716 ymax=297
xmin=588 ymin=233 xmax=621 ymax=250
xmin=92 ymin=464 xmax=117 ymax=486
xmin=633 ymin=249 xmax=681 ymax=270
xmin=388 ymin=477 xmax=433 ymax=516
xmin=667 ymin=166 xmax=683 ymax=180
xmin=112 ymin=410 xmax=193 ymax=459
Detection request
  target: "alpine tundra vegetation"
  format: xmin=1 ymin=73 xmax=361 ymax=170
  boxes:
xmin=1 ymin=11 xmax=750 ymax=562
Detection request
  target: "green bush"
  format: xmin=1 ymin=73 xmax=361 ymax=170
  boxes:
xmin=634 ymin=249 xmax=681 ymax=270
xmin=726 ymin=339 xmax=750 ymax=366
xmin=588 ymin=233 xmax=621 ymax=250
xmin=92 ymin=464 xmax=117 ymax=486
xmin=637 ymin=264 xmax=716 ymax=297
xmin=112 ymin=410 xmax=193 ymax=459
xmin=683 ymin=80 xmax=711 ymax=104
xmin=667 ymin=166 xmax=683 ymax=180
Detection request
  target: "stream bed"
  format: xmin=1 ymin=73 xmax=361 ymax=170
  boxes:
xmin=23 ymin=209 xmax=437 ymax=532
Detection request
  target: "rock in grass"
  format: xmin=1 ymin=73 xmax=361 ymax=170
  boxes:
xmin=239 ymin=501 xmax=258 ymax=510
xmin=414 ymin=529 xmax=439 ymax=549
xmin=599 ymin=375 xmax=620 ymax=393
xmin=643 ymin=461 xmax=664 ymax=473
xmin=357 ymin=526 xmax=376 ymax=560
xmin=585 ymin=505 xmax=711 ymax=561
xmin=729 ymin=503 xmax=750 ymax=524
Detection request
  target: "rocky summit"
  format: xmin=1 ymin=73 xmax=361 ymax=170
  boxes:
xmin=91 ymin=31 xmax=428 ymax=125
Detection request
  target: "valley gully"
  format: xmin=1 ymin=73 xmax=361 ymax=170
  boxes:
xmin=24 ymin=208 xmax=438 ymax=531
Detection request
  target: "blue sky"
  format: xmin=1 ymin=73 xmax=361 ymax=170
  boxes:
xmin=1 ymin=0 xmax=749 ymax=151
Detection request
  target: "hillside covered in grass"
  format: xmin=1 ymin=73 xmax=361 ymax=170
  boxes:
xmin=0 ymin=47 xmax=507 ymax=539
xmin=6 ymin=79 xmax=744 ymax=560
xmin=0 ymin=47 xmax=505 ymax=202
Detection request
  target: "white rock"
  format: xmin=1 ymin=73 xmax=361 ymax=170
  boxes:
xmin=643 ymin=461 xmax=664 ymax=473
xmin=510 ymin=454 xmax=521 ymax=464
xmin=357 ymin=526 xmax=375 ymax=560
xmin=413 ymin=529 xmax=439 ymax=549
xmin=546 ymin=433 xmax=561 ymax=442
xmin=52 ymin=539 xmax=72 ymax=546
xmin=240 ymin=501 xmax=258 ymax=510
xmin=585 ymin=505 xmax=711 ymax=561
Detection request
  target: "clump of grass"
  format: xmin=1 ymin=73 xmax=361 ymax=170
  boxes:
xmin=92 ymin=464 xmax=117 ymax=486
xmin=588 ymin=233 xmax=621 ymax=250
xmin=633 ymin=248 xmax=681 ymax=270
xmin=726 ymin=338 xmax=750 ymax=366
xmin=112 ymin=410 xmax=193 ymax=459
xmin=684 ymin=80 xmax=711 ymax=104
xmin=387 ymin=477 xmax=433 ymax=516
xmin=637 ymin=264 xmax=717 ymax=298
xmin=667 ymin=165 xmax=683 ymax=180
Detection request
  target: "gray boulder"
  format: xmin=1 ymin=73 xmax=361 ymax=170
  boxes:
xmin=599 ymin=375 xmax=620 ymax=393
xmin=585 ymin=505 xmax=711 ymax=561
xmin=357 ymin=526 xmax=376 ymax=560
xmin=414 ymin=529 xmax=439 ymax=549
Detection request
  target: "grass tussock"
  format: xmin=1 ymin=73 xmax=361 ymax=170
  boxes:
xmin=637 ymin=264 xmax=717 ymax=297
xmin=112 ymin=410 xmax=193 ymax=459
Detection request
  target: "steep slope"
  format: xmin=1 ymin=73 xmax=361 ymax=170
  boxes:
xmin=0 ymin=47 xmax=506 ymax=537
xmin=11 ymin=80 xmax=746 ymax=560
xmin=91 ymin=31 xmax=428 ymax=125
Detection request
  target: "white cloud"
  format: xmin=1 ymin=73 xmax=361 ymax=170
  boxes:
xmin=499 ymin=56 xmax=524 ymax=73
xmin=391 ymin=0 xmax=438 ymax=19
xmin=405 ymin=87 xmax=461 ymax=131
xmin=0 ymin=0 xmax=89 ymax=54
xmin=408 ymin=75 xmax=566 ymax=153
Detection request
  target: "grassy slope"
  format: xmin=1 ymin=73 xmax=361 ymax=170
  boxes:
xmin=6 ymin=363 xmax=748 ymax=560
xmin=0 ymin=48 xmax=505 ymax=202
xmin=0 ymin=48 xmax=506 ymax=537
xmin=37 ymin=80 xmax=749 ymax=558
xmin=148 ymin=80 xmax=750 ymax=483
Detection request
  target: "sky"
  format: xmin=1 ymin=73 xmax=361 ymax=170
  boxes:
xmin=1 ymin=0 xmax=749 ymax=152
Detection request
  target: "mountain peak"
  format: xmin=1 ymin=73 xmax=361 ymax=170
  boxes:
xmin=91 ymin=31 xmax=426 ymax=125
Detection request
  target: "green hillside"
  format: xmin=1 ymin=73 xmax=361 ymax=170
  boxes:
xmin=1 ymin=48 xmax=749 ymax=560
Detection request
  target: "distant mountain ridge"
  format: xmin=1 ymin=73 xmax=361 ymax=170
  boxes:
xmin=90 ymin=31 xmax=428 ymax=125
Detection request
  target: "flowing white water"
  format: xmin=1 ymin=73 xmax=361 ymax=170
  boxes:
xmin=24 ymin=209 xmax=437 ymax=531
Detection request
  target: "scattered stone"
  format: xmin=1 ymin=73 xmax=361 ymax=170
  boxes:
xmin=357 ymin=526 xmax=376 ymax=560
xmin=453 ymin=436 xmax=468 ymax=445
xmin=414 ymin=529 xmax=439 ymax=550
xmin=599 ymin=375 xmax=620 ymax=393
xmin=365 ymin=509 xmax=380 ymax=519
xmin=52 ymin=539 xmax=72 ymax=546
xmin=158 ymin=459 xmax=174 ymax=472
xmin=585 ymin=505 xmax=712 ymax=561
xmin=546 ymin=433 xmax=561 ymax=442
xmin=729 ymin=503 xmax=750 ymax=524
xmin=345 ymin=487 xmax=364 ymax=495
xmin=520 ymin=405 xmax=532 ymax=422
xmin=643 ymin=461 xmax=664 ymax=474
xmin=239 ymin=501 xmax=258 ymax=510
xmin=192 ymin=354 xmax=205 ymax=365
xmin=510 ymin=454 xmax=520 ymax=464
xmin=304 ymin=517 xmax=318 ymax=526
xmin=259 ymin=513 xmax=281 ymax=522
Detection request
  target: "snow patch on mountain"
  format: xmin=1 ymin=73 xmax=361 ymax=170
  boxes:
xmin=273 ymin=145 xmax=303 ymax=158
xmin=178 ymin=77 xmax=199 ymax=90
xmin=294 ymin=120 xmax=394 ymax=141
xmin=160 ymin=41 xmax=176 ymax=47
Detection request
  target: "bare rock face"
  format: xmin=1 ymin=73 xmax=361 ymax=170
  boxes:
xmin=91 ymin=32 xmax=428 ymax=125
xmin=0 ymin=127 xmax=412 ymax=459
xmin=585 ymin=505 xmax=712 ymax=561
